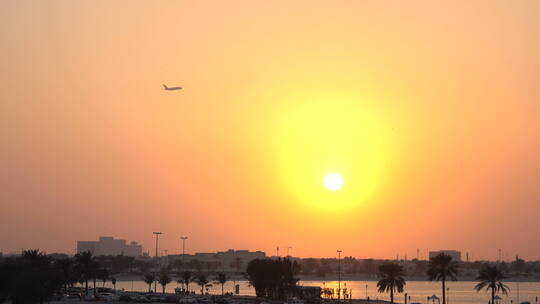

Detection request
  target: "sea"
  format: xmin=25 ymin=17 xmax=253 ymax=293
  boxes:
xmin=111 ymin=279 xmax=540 ymax=304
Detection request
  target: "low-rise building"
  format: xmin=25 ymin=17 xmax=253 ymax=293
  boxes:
xmin=77 ymin=236 xmax=143 ymax=257
xmin=168 ymin=249 xmax=266 ymax=272
xmin=429 ymin=250 xmax=461 ymax=262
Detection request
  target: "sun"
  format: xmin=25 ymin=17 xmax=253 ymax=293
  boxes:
xmin=270 ymin=99 xmax=389 ymax=212
xmin=324 ymin=173 xmax=344 ymax=191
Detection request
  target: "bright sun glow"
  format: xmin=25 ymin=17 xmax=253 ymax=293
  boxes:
xmin=270 ymin=97 xmax=390 ymax=213
xmin=324 ymin=173 xmax=344 ymax=191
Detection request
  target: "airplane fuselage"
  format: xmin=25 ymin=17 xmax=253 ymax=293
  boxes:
xmin=163 ymin=84 xmax=182 ymax=91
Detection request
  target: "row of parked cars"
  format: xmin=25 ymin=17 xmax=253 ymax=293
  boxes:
xmin=114 ymin=294 xmax=257 ymax=304
xmin=59 ymin=287 xmax=313 ymax=304
xmin=60 ymin=287 xmax=118 ymax=302
xmin=60 ymin=290 xmax=259 ymax=304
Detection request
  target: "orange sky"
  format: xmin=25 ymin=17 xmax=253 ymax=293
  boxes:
xmin=1 ymin=0 xmax=540 ymax=260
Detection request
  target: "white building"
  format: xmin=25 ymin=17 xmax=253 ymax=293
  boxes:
xmin=429 ymin=250 xmax=461 ymax=262
xmin=77 ymin=236 xmax=143 ymax=257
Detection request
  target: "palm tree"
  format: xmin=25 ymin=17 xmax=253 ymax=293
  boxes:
xmin=158 ymin=271 xmax=172 ymax=294
xmin=98 ymin=268 xmax=109 ymax=287
xmin=214 ymin=272 xmax=229 ymax=295
xmin=74 ymin=251 xmax=99 ymax=295
xmin=427 ymin=253 xmax=459 ymax=304
xmin=474 ymin=265 xmax=510 ymax=304
xmin=181 ymin=271 xmax=193 ymax=293
xmin=144 ymin=274 xmax=156 ymax=293
xmin=376 ymin=263 xmax=406 ymax=304
xmin=195 ymin=274 xmax=209 ymax=295
xmin=55 ymin=258 xmax=75 ymax=293
xmin=111 ymin=277 xmax=117 ymax=290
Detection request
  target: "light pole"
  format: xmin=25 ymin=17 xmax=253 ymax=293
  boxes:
xmin=365 ymin=284 xmax=368 ymax=300
xmin=153 ymin=232 xmax=162 ymax=293
xmin=517 ymin=282 xmax=520 ymax=304
xmin=337 ymin=250 xmax=342 ymax=302
xmin=233 ymin=250 xmax=238 ymax=294
xmin=180 ymin=236 xmax=188 ymax=291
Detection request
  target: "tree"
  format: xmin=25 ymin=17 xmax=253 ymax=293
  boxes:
xmin=110 ymin=254 xmax=135 ymax=274
xmin=427 ymin=254 xmax=458 ymax=304
xmin=0 ymin=249 xmax=63 ymax=304
xmin=98 ymin=268 xmax=109 ymax=287
xmin=195 ymin=274 xmax=209 ymax=295
xmin=55 ymin=258 xmax=75 ymax=293
xmin=74 ymin=251 xmax=99 ymax=295
xmin=181 ymin=271 xmax=193 ymax=293
xmin=376 ymin=263 xmax=406 ymax=304
xmin=134 ymin=258 xmax=152 ymax=274
xmin=144 ymin=274 xmax=155 ymax=293
xmin=245 ymin=258 xmax=301 ymax=300
xmin=214 ymin=272 xmax=229 ymax=295
xmin=474 ymin=265 xmax=510 ymax=304
xmin=158 ymin=271 xmax=172 ymax=294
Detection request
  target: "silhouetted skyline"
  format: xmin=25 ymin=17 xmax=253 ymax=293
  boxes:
xmin=1 ymin=1 xmax=540 ymax=260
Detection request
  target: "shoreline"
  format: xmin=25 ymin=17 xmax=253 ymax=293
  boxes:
xmin=51 ymin=294 xmax=394 ymax=304
xmin=111 ymin=273 xmax=540 ymax=283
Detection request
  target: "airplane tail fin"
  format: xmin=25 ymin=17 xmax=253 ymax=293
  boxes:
xmin=163 ymin=84 xmax=168 ymax=89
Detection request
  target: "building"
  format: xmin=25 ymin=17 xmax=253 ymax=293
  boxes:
xmin=77 ymin=236 xmax=143 ymax=257
xmin=124 ymin=241 xmax=144 ymax=257
xmin=167 ymin=249 xmax=266 ymax=272
xmin=215 ymin=249 xmax=266 ymax=271
xmin=429 ymin=250 xmax=461 ymax=262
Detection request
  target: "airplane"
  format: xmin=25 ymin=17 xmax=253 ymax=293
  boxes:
xmin=163 ymin=84 xmax=182 ymax=91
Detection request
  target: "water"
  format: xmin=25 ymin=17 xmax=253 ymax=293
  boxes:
xmin=111 ymin=280 xmax=540 ymax=304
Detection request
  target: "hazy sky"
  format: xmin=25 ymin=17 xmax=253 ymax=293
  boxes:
xmin=1 ymin=1 xmax=540 ymax=260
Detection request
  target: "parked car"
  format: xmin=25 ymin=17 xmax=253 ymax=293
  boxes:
xmin=180 ymin=297 xmax=198 ymax=304
xmin=286 ymin=298 xmax=304 ymax=304
xmin=100 ymin=292 xmax=119 ymax=301
xmin=63 ymin=294 xmax=81 ymax=302
xmin=135 ymin=295 xmax=152 ymax=303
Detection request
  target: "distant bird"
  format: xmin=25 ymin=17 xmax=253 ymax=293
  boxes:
xmin=163 ymin=84 xmax=182 ymax=91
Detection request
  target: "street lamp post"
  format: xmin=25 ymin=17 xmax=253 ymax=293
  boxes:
xmin=365 ymin=284 xmax=368 ymax=300
xmin=153 ymin=232 xmax=162 ymax=293
xmin=232 ymin=250 xmax=239 ymax=295
xmin=337 ymin=250 xmax=342 ymax=302
xmin=181 ymin=236 xmax=188 ymax=291
xmin=517 ymin=282 xmax=520 ymax=304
